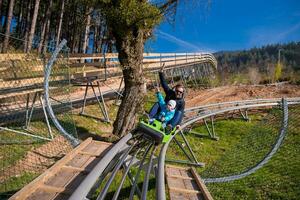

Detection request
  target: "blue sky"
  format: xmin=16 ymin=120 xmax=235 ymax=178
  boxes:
xmin=147 ymin=0 xmax=300 ymax=53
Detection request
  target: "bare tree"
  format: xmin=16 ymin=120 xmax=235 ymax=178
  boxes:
xmin=0 ymin=0 xmax=3 ymax=28
xmin=38 ymin=0 xmax=53 ymax=53
xmin=24 ymin=0 xmax=32 ymax=52
xmin=56 ymin=0 xmax=65 ymax=47
xmin=2 ymin=0 xmax=15 ymax=53
xmin=82 ymin=6 xmax=93 ymax=54
xmin=26 ymin=0 xmax=40 ymax=52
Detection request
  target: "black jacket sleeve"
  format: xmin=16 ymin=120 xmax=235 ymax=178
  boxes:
xmin=159 ymin=72 xmax=171 ymax=94
xmin=177 ymin=99 xmax=185 ymax=112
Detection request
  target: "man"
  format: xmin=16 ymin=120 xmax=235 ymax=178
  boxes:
xmin=149 ymin=65 xmax=185 ymax=129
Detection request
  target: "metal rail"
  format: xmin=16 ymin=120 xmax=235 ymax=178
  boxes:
xmin=156 ymin=98 xmax=299 ymax=200
xmin=69 ymin=133 xmax=133 ymax=200
xmin=44 ymin=39 xmax=80 ymax=146
xmin=42 ymin=42 xmax=299 ymax=199
xmin=203 ymin=99 xmax=289 ymax=183
xmin=184 ymin=97 xmax=300 ymax=113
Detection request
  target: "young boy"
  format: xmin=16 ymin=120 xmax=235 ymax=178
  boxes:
xmin=150 ymin=90 xmax=177 ymax=129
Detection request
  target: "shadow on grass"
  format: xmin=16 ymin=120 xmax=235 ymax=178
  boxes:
xmin=103 ymin=178 xmax=156 ymax=200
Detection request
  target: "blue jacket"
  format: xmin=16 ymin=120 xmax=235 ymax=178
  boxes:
xmin=159 ymin=72 xmax=185 ymax=124
xmin=156 ymin=92 xmax=175 ymax=123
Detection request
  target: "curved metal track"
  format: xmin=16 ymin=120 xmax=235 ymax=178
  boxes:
xmin=44 ymin=39 xmax=80 ymax=146
xmin=43 ymin=43 xmax=219 ymax=199
xmin=157 ymin=98 xmax=299 ymax=200
xmin=203 ymin=99 xmax=288 ymax=183
xmin=44 ymin=43 xmax=299 ymax=199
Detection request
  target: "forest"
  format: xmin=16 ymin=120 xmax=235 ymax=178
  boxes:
xmin=0 ymin=0 xmax=113 ymax=53
xmin=214 ymin=42 xmax=300 ymax=84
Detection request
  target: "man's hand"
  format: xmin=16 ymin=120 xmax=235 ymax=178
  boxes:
xmin=160 ymin=63 xmax=165 ymax=72
xmin=155 ymin=86 xmax=160 ymax=93
xmin=161 ymin=116 xmax=165 ymax=122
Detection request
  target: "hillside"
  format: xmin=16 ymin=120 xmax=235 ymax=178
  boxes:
xmin=213 ymin=42 xmax=300 ymax=84
xmin=186 ymin=84 xmax=300 ymax=107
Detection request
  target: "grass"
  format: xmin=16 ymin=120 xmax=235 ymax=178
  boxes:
xmin=0 ymin=120 xmax=70 ymax=198
xmin=0 ymin=172 xmax=39 ymax=200
xmin=1 ymin=91 xmax=299 ymax=200
xmin=91 ymin=168 xmax=157 ymax=200
xmin=166 ymin=107 xmax=300 ymax=200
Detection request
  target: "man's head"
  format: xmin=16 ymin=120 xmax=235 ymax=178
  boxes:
xmin=167 ymin=100 xmax=176 ymax=111
xmin=174 ymin=84 xmax=184 ymax=99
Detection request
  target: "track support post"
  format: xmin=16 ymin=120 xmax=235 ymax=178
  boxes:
xmin=79 ymin=78 xmax=110 ymax=123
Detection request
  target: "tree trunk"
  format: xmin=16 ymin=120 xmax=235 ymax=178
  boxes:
xmin=93 ymin=26 xmax=98 ymax=52
xmin=26 ymin=0 xmax=40 ymax=52
xmin=82 ymin=7 xmax=92 ymax=54
xmin=112 ymin=30 xmax=147 ymax=137
xmin=70 ymin=5 xmax=77 ymax=53
xmin=38 ymin=0 xmax=52 ymax=53
xmin=37 ymin=7 xmax=46 ymax=53
xmin=42 ymin=16 xmax=50 ymax=53
xmin=23 ymin=0 xmax=32 ymax=52
xmin=15 ymin=0 xmax=24 ymax=36
xmin=2 ymin=0 xmax=15 ymax=53
xmin=0 ymin=0 xmax=3 ymax=30
xmin=55 ymin=0 xmax=65 ymax=47
xmin=0 ymin=0 xmax=2 ymax=16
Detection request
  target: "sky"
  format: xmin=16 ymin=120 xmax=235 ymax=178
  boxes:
xmin=147 ymin=0 xmax=300 ymax=53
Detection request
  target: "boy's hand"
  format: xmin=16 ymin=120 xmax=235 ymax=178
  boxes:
xmin=161 ymin=117 xmax=165 ymax=122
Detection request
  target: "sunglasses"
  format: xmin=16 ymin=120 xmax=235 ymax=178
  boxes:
xmin=175 ymin=90 xmax=183 ymax=94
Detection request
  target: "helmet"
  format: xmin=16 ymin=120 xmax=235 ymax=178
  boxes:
xmin=168 ymin=100 xmax=176 ymax=109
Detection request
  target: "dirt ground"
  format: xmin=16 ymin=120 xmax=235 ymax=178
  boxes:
xmin=185 ymin=84 xmax=300 ymax=108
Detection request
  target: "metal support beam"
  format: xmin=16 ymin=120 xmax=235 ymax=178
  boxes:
xmin=189 ymin=116 xmax=219 ymax=140
xmin=239 ymin=108 xmax=250 ymax=121
xmin=165 ymin=158 xmax=205 ymax=167
xmin=112 ymin=77 xmax=124 ymax=105
xmin=166 ymin=130 xmax=204 ymax=167
xmin=79 ymin=79 xmax=110 ymax=122
xmin=2 ymin=91 xmax=53 ymax=142
xmin=179 ymin=130 xmax=199 ymax=163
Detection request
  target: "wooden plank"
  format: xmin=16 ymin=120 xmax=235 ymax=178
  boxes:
xmin=166 ymin=164 xmax=188 ymax=170
xmin=166 ymin=166 xmax=182 ymax=177
xmin=44 ymin=169 xmax=79 ymax=188
xmin=167 ymin=177 xmax=186 ymax=189
xmin=168 ymin=187 xmax=201 ymax=194
xmin=9 ymin=138 xmax=93 ymax=200
xmin=39 ymin=184 xmax=72 ymax=194
xmin=59 ymin=171 xmax=87 ymax=194
xmin=66 ymin=154 xmax=92 ymax=167
xmin=78 ymin=151 xmax=103 ymax=157
xmin=23 ymin=188 xmax=56 ymax=200
xmin=62 ymin=165 xmax=89 ymax=173
xmin=191 ymin=168 xmax=214 ymax=200
xmin=183 ymin=179 xmax=199 ymax=191
xmin=179 ymin=169 xmax=194 ymax=179
xmin=167 ymin=175 xmax=194 ymax=180
xmin=81 ymin=140 xmax=111 ymax=155
xmin=170 ymin=191 xmax=204 ymax=200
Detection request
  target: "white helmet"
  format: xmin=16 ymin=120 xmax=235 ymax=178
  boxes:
xmin=168 ymin=100 xmax=176 ymax=110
